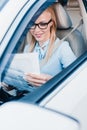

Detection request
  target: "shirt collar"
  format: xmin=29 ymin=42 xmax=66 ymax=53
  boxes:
xmin=35 ymin=39 xmax=50 ymax=50
xmin=34 ymin=39 xmax=50 ymax=60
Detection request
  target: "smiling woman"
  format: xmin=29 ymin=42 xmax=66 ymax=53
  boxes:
xmin=0 ymin=0 xmax=53 ymax=101
xmin=2 ymin=4 xmax=76 ymax=97
xmin=0 ymin=0 xmax=86 ymax=101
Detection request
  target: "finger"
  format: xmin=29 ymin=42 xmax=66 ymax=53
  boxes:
xmin=26 ymin=73 xmax=51 ymax=81
xmin=29 ymin=81 xmax=42 ymax=87
xmin=26 ymin=73 xmax=43 ymax=79
xmin=26 ymin=75 xmax=46 ymax=84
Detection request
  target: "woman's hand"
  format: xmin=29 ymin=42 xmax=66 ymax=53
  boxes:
xmin=24 ymin=73 xmax=52 ymax=87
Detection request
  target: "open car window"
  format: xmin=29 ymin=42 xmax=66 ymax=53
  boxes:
xmin=0 ymin=1 xmax=56 ymax=101
xmin=0 ymin=1 xmax=87 ymax=104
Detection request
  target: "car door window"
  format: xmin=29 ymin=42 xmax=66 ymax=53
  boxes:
xmin=1 ymin=1 xmax=56 ymax=101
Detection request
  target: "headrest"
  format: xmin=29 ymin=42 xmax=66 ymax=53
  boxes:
xmin=67 ymin=0 xmax=79 ymax=8
xmin=53 ymin=3 xmax=72 ymax=29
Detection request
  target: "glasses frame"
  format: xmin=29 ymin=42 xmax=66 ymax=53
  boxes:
xmin=30 ymin=19 xmax=52 ymax=30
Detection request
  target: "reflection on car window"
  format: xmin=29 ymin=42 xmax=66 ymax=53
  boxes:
xmin=0 ymin=0 xmax=9 ymax=11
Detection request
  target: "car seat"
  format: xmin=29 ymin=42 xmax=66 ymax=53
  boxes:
xmin=53 ymin=3 xmax=87 ymax=57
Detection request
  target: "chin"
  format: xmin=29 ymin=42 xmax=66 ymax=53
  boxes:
xmin=36 ymin=37 xmax=43 ymax=42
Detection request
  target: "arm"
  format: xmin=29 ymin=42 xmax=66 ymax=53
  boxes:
xmin=59 ymin=41 xmax=77 ymax=68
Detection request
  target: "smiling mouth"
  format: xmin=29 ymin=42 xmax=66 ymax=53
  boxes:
xmin=35 ymin=34 xmax=42 ymax=38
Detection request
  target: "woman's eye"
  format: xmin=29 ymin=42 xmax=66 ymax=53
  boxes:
xmin=40 ymin=23 xmax=47 ymax=26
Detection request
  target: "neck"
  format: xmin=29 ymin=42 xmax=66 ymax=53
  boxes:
xmin=38 ymin=39 xmax=49 ymax=47
xmin=38 ymin=34 xmax=51 ymax=47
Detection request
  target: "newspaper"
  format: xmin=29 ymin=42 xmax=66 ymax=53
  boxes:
xmin=2 ymin=53 xmax=40 ymax=91
xmin=9 ymin=52 xmax=40 ymax=74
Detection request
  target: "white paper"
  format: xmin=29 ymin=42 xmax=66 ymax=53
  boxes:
xmin=10 ymin=53 xmax=40 ymax=74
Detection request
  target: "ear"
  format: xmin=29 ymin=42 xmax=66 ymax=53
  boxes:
xmin=50 ymin=20 xmax=53 ymax=27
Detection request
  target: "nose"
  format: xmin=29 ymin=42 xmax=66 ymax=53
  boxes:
xmin=34 ymin=25 xmax=41 ymax=31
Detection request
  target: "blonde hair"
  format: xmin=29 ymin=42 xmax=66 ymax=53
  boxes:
xmin=28 ymin=5 xmax=57 ymax=61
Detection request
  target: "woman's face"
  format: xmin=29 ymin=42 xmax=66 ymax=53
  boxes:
xmin=30 ymin=10 xmax=53 ymax=46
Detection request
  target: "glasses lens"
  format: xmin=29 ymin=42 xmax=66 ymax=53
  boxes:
xmin=30 ymin=19 xmax=52 ymax=30
xmin=39 ymin=23 xmax=48 ymax=29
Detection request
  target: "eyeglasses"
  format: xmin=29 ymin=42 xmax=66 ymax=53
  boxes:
xmin=30 ymin=19 xmax=52 ymax=30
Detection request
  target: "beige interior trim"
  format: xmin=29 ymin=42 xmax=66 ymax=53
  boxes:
xmin=67 ymin=0 xmax=79 ymax=8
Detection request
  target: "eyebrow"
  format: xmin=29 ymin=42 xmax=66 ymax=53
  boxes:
xmin=35 ymin=21 xmax=47 ymax=24
xmin=36 ymin=19 xmax=52 ymax=24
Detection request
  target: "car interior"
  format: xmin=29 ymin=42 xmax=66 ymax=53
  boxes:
xmin=19 ymin=0 xmax=87 ymax=58
xmin=0 ymin=0 xmax=87 ymax=104
xmin=53 ymin=2 xmax=86 ymax=57
xmin=64 ymin=0 xmax=87 ymax=47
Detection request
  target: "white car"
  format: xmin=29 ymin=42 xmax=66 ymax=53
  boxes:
xmin=0 ymin=0 xmax=87 ymax=130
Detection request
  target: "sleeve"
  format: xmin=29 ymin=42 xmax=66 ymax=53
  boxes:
xmin=59 ymin=41 xmax=77 ymax=68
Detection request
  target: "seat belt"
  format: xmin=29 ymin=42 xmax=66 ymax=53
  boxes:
xmin=40 ymin=18 xmax=83 ymax=67
xmin=61 ymin=18 xmax=83 ymax=41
